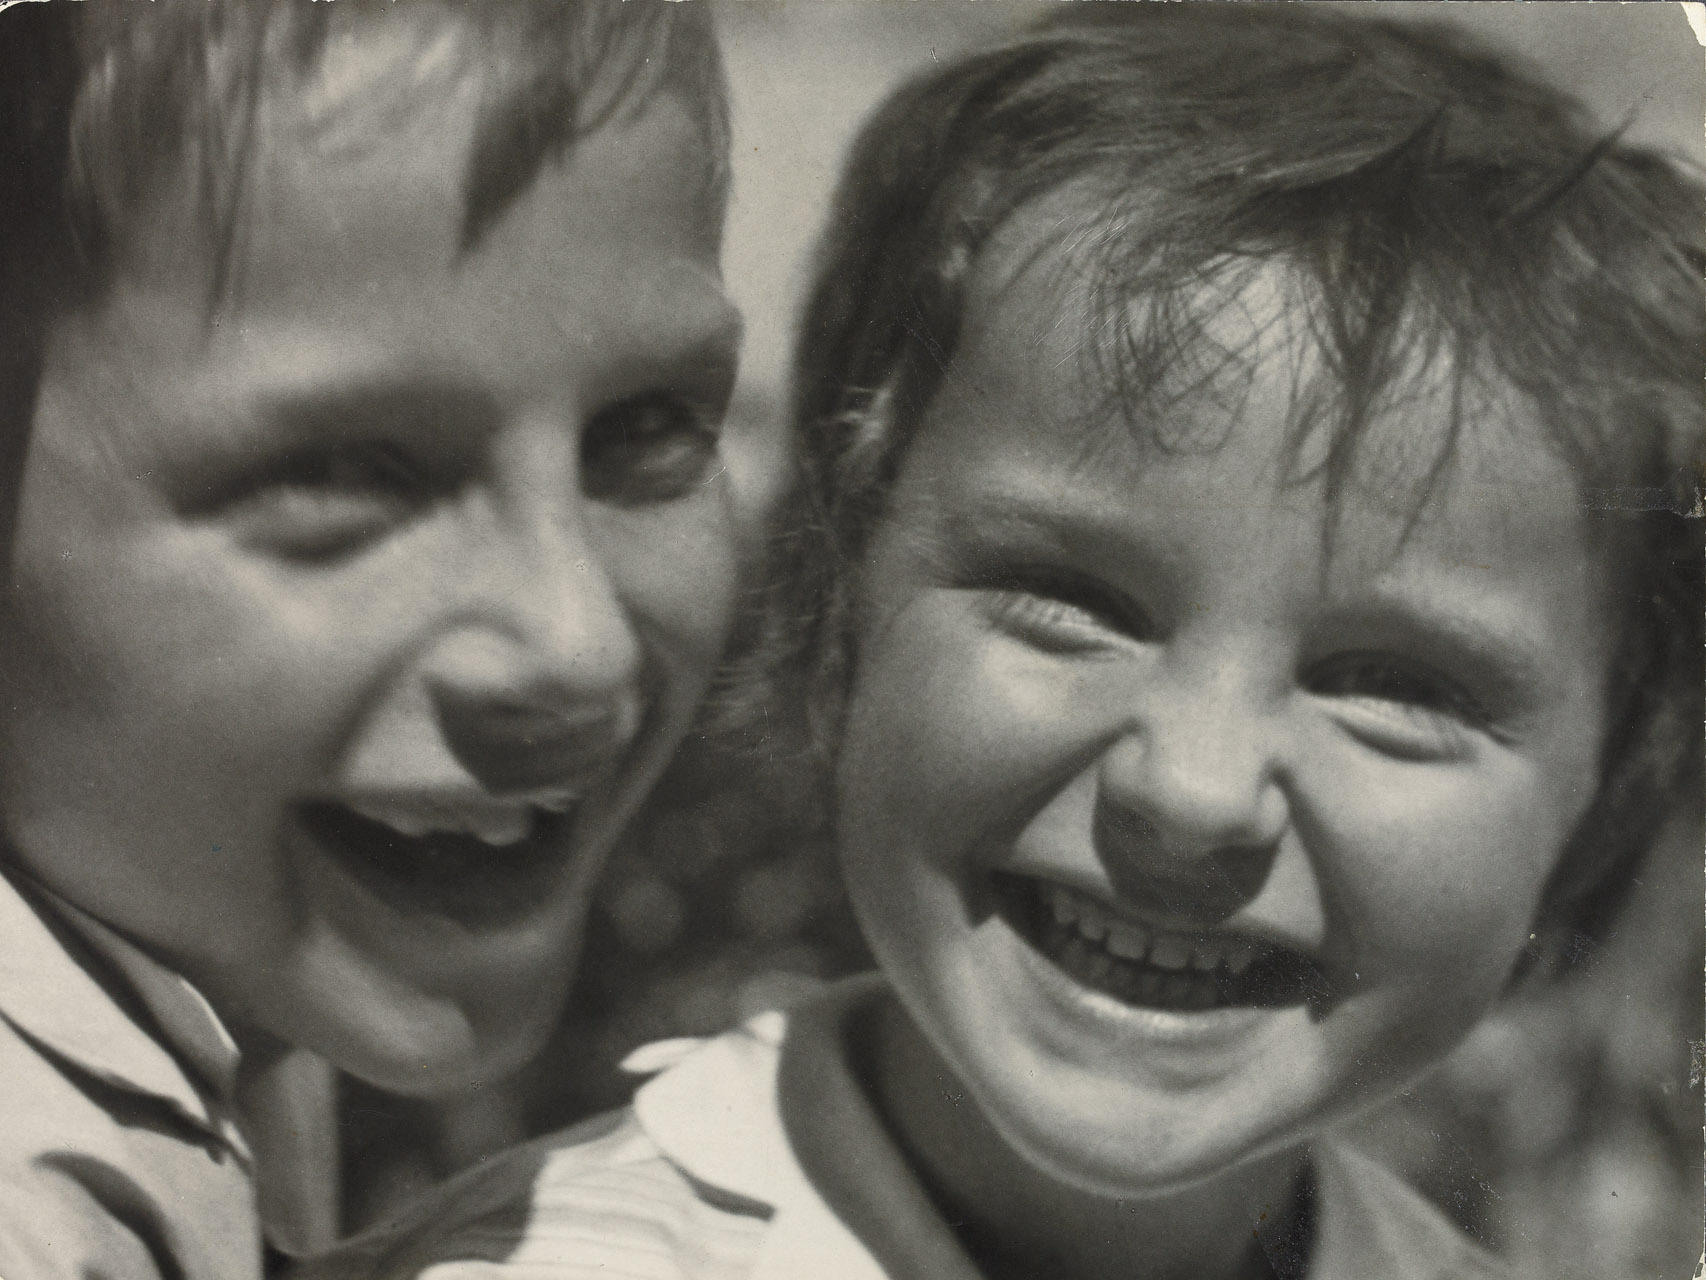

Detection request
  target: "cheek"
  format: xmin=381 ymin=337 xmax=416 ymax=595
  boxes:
xmin=0 ymin=505 xmax=418 ymax=871
xmin=1316 ymin=757 xmax=1571 ymax=987
xmin=0 ymin=535 xmax=361 ymax=952
xmin=838 ymin=603 xmax=1095 ymax=865
xmin=20 ymin=543 xmax=353 ymax=742
xmin=600 ymin=500 xmax=742 ymax=676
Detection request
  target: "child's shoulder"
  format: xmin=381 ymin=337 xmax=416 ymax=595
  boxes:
xmin=0 ymin=868 xmax=261 ymax=1279
xmin=303 ymin=981 xmax=1511 ymax=1280
xmin=304 ymin=1104 xmax=769 ymax=1280
xmin=301 ymin=984 xmax=886 ymax=1280
xmin=302 ymin=1021 xmax=793 ymax=1280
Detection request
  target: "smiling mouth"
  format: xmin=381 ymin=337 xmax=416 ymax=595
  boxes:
xmin=992 ymin=874 xmax=1330 ymax=1012
xmin=298 ymin=798 xmax=579 ymax=924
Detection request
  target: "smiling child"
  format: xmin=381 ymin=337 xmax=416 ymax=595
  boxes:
xmin=0 ymin=2 xmax=747 ymax=1275
xmin=289 ymin=9 xmax=1702 ymax=1280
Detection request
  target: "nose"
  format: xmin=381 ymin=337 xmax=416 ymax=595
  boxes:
xmin=1093 ymin=655 xmax=1289 ymax=920
xmin=425 ymin=511 xmax=644 ymax=796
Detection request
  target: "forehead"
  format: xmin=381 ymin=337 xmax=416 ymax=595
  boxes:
xmin=101 ymin=8 xmax=726 ymax=332
xmin=77 ymin=38 xmax=734 ymax=415
xmin=914 ymin=197 xmax=1609 ymax=593
xmin=953 ymin=192 xmax=1575 ymax=522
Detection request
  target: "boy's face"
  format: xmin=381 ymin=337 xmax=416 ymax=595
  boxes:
xmin=0 ymin=53 xmax=744 ymax=1091
xmin=836 ymin=231 xmax=1614 ymax=1193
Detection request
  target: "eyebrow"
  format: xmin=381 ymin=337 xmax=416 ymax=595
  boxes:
xmin=932 ymin=479 xmax=1119 ymax=542
xmin=925 ymin=479 xmax=1188 ymax=576
xmin=604 ymin=286 xmax=743 ymax=401
xmin=258 ymin=377 xmax=505 ymax=453
xmin=237 ymin=283 xmax=741 ymax=450
xmin=919 ymin=492 xmax=1076 ymax=571
xmin=159 ymin=374 xmax=505 ymax=512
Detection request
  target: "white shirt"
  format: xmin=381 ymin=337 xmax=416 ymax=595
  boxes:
xmin=298 ymin=976 xmax=1506 ymax=1280
xmin=0 ymin=866 xmax=336 ymax=1278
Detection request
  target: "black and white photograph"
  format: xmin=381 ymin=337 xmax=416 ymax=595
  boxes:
xmin=0 ymin=3 xmax=1700 ymax=1279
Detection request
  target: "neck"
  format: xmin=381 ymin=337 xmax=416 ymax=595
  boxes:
xmin=233 ymin=1039 xmax=343 ymax=1254
xmin=862 ymin=998 xmax=1309 ymax=1280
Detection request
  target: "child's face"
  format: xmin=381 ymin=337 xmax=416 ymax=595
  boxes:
xmin=835 ymin=233 xmax=1615 ymax=1194
xmin=0 ymin=47 xmax=743 ymax=1090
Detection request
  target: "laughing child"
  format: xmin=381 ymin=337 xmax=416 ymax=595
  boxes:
xmin=293 ymin=8 xmax=1702 ymax=1279
xmin=0 ymin=2 xmax=749 ymax=1275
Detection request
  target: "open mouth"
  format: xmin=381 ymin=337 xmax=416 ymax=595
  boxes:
xmin=992 ymin=873 xmax=1330 ymax=1012
xmin=298 ymin=798 xmax=578 ymax=924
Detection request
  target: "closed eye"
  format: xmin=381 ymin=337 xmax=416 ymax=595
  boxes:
xmin=216 ymin=442 xmax=438 ymax=562
xmin=978 ymin=567 xmax=1149 ymax=654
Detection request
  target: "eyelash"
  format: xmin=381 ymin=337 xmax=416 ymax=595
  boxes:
xmin=1305 ymin=652 xmax=1489 ymax=757
xmin=960 ymin=543 xmax=1507 ymax=774
xmin=272 ymin=442 xmax=423 ymax=494
xmin=1309 ymin=653 xmax=1483 ymax=716
xmin=977 ymin=566 xmax=1144 ymax=652
xmin=974 ymin=564 xmax=1490 ymax=747
xmin=224 ymin=442 xmax=435 ymax=563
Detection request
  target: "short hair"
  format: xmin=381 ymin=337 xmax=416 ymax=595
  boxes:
xmin=0 ymin=0 xmax=729 ymax=539
xmin=763 ymin=5 xmax=1703 ymax=962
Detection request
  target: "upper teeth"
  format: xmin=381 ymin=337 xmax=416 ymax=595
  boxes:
xmin=347 ymin=798 xmax=571 ymax=847
xmin=1041 ymin=883 xmax=1258 ymax=974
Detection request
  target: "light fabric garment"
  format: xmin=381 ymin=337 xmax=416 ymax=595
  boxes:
xmin=298 ymin=976 xmax=1507 ymax=1280
xmin=0 ymin=866 xmax=334 ymax=1279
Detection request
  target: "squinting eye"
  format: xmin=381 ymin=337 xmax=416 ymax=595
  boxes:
xmin=224 ymin=443 xmax=429 ymax=562
xmin=581 ymin=393 xmax=722 ymax=506
xmin=980 ymin=570 xmax=1141 ymax=654
xmin=1308 ymin=652 xmax=1485 ymax=758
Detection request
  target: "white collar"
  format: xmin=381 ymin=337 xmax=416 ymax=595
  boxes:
xmin=0 ymin=867 xmax=244 ymax=1148
xmin=629 ymin=1009 xmax=891 ymax=1280
xmin=0 ymin=867 xmax=341 ymax=1256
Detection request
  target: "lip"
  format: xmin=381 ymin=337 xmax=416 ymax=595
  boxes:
xmin=453 ymin=738 xmax=632 ymax=798
xmin=433 ymin=703 xmax=643 ymax=795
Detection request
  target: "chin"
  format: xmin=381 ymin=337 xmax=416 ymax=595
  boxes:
xmin=352 ymin=1023 xmax=544 ymax=1097
xmin=295 ymin=981 xmax=563 ymax=1097
xmin=999 ymin=1114 xmax=1192 ymax=1199
xmin=976 ymin=1074 xmax=1285 ymax=1201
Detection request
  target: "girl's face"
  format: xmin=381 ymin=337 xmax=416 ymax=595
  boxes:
xmin=0 ymin=47 xmax=745 ymax=1093
xmin=834 ymin=234 xmax=1615 ymax=1194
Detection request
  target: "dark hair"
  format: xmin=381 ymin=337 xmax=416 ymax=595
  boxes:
xmin=0 ymin=0 xmax=729 ymax=542
xmin=763 ymin=5 xmax=1703 ymax=961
